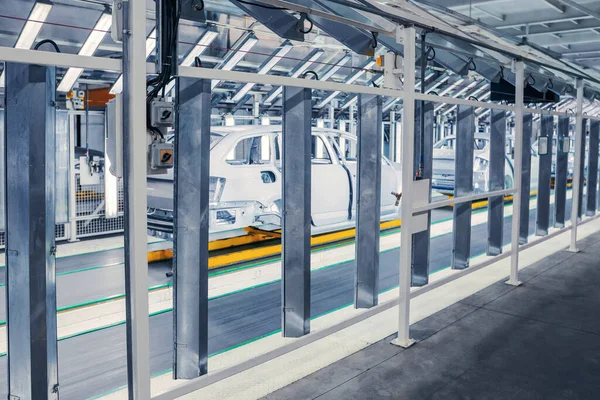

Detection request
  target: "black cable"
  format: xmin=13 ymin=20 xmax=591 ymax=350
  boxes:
xmin=34 ymin=39 xmax=61 ymax=53
xmin=235 ymin=0 xmax=287 ymax=10
xmin=370 ymin=31 xmax=378 ymax=49
xmin=302 ymin=70 xmax=319 ymax=80
xmin=426 ymin=46 xmax=435 ymax=61
xmin=297 ymin=13 xmax=313 ymax=34
xmin=467 ymin=57 xmax=476 ymax=71
xmin=192 ymin=0 xmax=204 ymax=11
xmin=194 ymin=56 xmax=203 ymax=68
xmin=468 ymin=96 xmax=478 ymax=101
xmin=146 ymin=0 xmax=180 ymax=138
xmin=527 ymin=74 xmax=536 ymax=86
xmin=371 ymin=79 xmax=379 ymax=88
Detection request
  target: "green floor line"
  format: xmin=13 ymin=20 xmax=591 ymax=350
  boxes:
xmin=82 ymin=213 xmax=569 ymax=400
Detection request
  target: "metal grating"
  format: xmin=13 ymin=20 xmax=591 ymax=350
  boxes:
xmin=74 ymin=172 xmax=125 ymax=237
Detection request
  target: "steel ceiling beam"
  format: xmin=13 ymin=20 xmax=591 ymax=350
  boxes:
xmin=517 ymin=19 xmax=600 ymax=37
xmin=555 ymin=0 xmax=600 ymax=23
xmin=495 ymin=10 xmax=594 ymax=29
xmin=227 ymin=0 xmax=305 ymax=41
xmin=262 ymin=48 xmax=324 ymax=105
xmin=291 ymin=0 xmax=378 ymax=56
xmin=473 ymin=5 xmax=505 ymax=22
xmin=543 ymin=0 xmax=566 ymax=14
xmin=259 ymin=0 xmax=600 ymax=85
xmin=535 ymin=31 xmax=600 ymax=47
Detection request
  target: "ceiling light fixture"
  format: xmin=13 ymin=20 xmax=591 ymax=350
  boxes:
xmin=57 ymin=13 xmax=112 ymax=93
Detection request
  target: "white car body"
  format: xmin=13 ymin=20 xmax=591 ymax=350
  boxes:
xmin=431 ymin=133 xmax=540 ymax=195
xmin=147 ymin=126 xmax=403 ymax=241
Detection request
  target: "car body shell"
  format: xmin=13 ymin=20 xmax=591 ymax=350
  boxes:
xmin=431 ymin=133 xmax=540 ymax=195
xmin=147 ymin=126 xmax=403 ymax=241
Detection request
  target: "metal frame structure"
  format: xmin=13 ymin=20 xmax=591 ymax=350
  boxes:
xmin=355 ymin=93 xmax=383 ymax=308
xmin=4 ymin=61 xmax=59 ymax=400
xmin=3 ymin=1 xmax=600 ymax=398
xmin=173 ymin=77 xmax=211 ymax=378
xmin=487 ymin=109 xmax=506 ymax=255
xmin=281 ymin=85 xmax=312 ymax=337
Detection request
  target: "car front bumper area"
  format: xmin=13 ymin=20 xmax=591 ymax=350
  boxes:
xmin=147 ymin=201 xmax=280 ymax=240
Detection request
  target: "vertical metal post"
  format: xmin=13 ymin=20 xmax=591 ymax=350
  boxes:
xmin=393 ymin=25 xmax=416 ymax=349
xmin=253 ymin=94 xmax=260 ymax=125
xmin=173 ymin=78 xmax=211 ymax=378
xmin=507 ymin=60 xmax=524 ymax=286
xmin=411 ymin=101 xmax=433 ymax=285
xmin=451 ymin=105 xmax=474 ymax=270
xmin=536 ymin=115 xmax=554 ymax=235
xmin=519 ymin=114 xmax=533 ymax=243
xmin=487 ymin=109 xmax=506 ymax=255
xmin=350 ymin=104 xmax=357 ymax=135
xmin=355 ymin=94 xmax=382 ymax=309
xmin=0 ymin=110 xmax=3 ymax=234
xmin=569 ymin=79 xmax=585 ymax=252
xmin=5 ymin=62 xmax=59 ymax=400
xmin=329 ymin=101 xmax=336 ymax=129
xmin=395 ymin=119 xmax=402 ymax=163
xmin=577 ymin=119 xmax=587 ymax=220
xmin=587 ymin=120 xmax=599 ymax=216
xmin=555 ymin=116 xmax=569 ymax=227
xmin=122 ymin=0 xmax=151 ymax=396
xmin=389 ymin=110 xmax=396 ymax=162
xmin=281 ymin=86 xmax=312 ymax=337
xmin=68 ymin=114 xmax=78 ymax=241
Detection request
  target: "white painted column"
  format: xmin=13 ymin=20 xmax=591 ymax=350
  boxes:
xmin=122 ymin=0 xmax=151 ymax=397
xmin=389 ymin=110 xmax=396 ymax=161
xmin=392 ymin=25 xmax=416 ymax=348
xmin=569 ymin=79 xmax=585 ymax=252
xmin=507 ymin=60 xmax=524 ymax=286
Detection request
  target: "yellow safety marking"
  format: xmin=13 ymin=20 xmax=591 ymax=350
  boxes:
xmin=244 ymin=226 xmax=282 ymax=239
xmin=148 ymin=183 xmax=571 ymax=268
xmin=148 ymin=249 xmax=173 ymax=263
xmin=206 ymin=219 xmax=402 ymax=269
xmin=148 ymin=219 xmax=402 ymax=268
xmin=207 ymin=229 xmax=280 ymax=251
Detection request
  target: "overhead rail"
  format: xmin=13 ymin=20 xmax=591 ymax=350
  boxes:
xmin=256 ymin=0 xmax=600 ymax=86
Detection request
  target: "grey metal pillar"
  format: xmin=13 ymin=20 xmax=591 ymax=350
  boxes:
xmin=536 ymin=115 xmax=554 ymax=235
xmin=173 ymin=78 xmax=211 ymax=378
xmin=577 ymin=119 xmax=587 ymax=220
xmin=588 ymin=120 xmax=600 ymax=216
xmin=281 ymin=86 xmax=311 ymax=337
xmin=519 ymin=114 xmax=533 ymax=244
xmin=4 ymin=63 xmax=59 ymax=399
xmin=452 ymin=105 xmax=474 ymax=270
xmin=355 ymin=94 xmax=382 ymax=308
xmin=554 ymin=116 xmax=569 ymax=227
xmin=487 ymin=109 xmax=506 ymax=255
xmin=411 ymin=101 xmax=433 ymax=285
